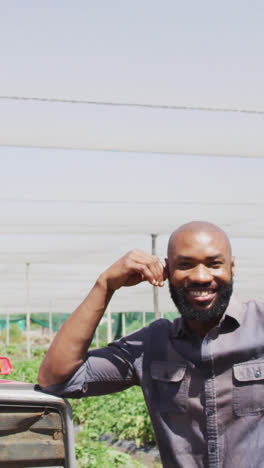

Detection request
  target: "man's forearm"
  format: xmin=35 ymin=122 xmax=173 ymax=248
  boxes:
xmin=38 ymin=274 xmax=114 ymax=387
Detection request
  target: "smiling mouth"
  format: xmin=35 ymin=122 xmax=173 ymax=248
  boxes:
xmin=186 ymin=289 xmax=217 ymax=303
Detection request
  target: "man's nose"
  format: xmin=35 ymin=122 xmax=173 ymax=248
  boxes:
xmin=188 ymin=264 xmax=213 ymax=284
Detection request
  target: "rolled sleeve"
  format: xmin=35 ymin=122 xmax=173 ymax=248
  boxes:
xmin=39 ymin=328 xmax=145 ymax=398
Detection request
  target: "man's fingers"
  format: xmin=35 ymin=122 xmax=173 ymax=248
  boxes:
xmin=105 ymin=249 xmax=167 ymax=290
xmin=153 ymin=259 xmax=165 ymax=286
xmin=135 ymin=263 xmax=156 ymax=285
xmin=130 ymin=256 xmax=165 ymax=287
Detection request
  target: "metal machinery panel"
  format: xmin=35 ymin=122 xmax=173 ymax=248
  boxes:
xmin=0 ymin=383 xmax=76 ymax=468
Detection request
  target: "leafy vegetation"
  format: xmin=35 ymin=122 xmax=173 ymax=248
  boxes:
xmin=0 ymin=353 xmax=42 ymax=382
xmin=70 ymin=386 xmax=155 ymax=447
xmin=0 ymin=323 xmax=25 ymax=344
xmin=76 ymin=429 xmax=147 ymax=468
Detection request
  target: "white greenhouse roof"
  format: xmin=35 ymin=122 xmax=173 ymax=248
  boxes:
xmin=0 ymin=2 xmax=264 ymax=315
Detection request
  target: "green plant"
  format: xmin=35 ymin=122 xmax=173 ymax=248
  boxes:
xmin=31 ymin=347 xmax=47 ymax=358
xmin=0 ymin=323 xmax=25 ymax=345
xmin=76 ymin=428 xmax=147 ymax=467
xmin=1 ymin=356 xmax=41 ymax=383
xmin=70 ymin=387 xmax=155 ymax=447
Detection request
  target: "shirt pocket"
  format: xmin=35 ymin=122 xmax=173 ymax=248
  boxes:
xmin=233 ymin=360 xmax=264 ymax=416
xmin=150 ymin=361 xmax=187 ymax=413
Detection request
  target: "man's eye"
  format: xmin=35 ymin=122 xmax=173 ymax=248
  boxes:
xmin=178 ymin=263 xmax=192 ymax=269
xmin=210 ymin=262 xmax=222 ymax=268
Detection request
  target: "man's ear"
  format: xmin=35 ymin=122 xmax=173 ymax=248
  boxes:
xmin=231 ymin=256 xmax=235 ymax=277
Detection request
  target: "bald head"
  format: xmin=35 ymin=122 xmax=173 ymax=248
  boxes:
xmin=168 ymin=221 xmax=232 ymax=260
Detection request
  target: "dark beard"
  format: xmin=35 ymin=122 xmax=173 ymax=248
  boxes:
xmin=169 ymin=279 xmax=233 ymax=322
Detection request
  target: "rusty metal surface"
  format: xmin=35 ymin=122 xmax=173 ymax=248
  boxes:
xmin=0 ymin=408 xmax=62 ymax=434
xmin=0 ymin=407 xmax=65 ymax=465
xmin=0 ymin=462 xmax=64 ymax=468
xmin=0 ymin=437 xmax=65 ymax=463
xmin=0 ymin=464 xmax=64 ymax=468
xmin=0 ymin=383 xmax=76 ymax=468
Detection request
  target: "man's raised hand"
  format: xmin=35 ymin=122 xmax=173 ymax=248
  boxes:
xmin=101 ymin=249 xmax=167 ymax=291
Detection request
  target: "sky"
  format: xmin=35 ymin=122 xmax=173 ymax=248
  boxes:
xmin=0 ymin=1 xmax=264 ymax=315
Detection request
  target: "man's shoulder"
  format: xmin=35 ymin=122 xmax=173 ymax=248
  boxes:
xmin=231 ymin=294 xmax=264 ymax=323
xmin=142 ymin=316 xmax=183 ymax=343
xmin=146 ymin=316 xmax=180 ymax=332
xmin=237 ymin=295 xmax=264 ymax=310
xmin=117 ymin=317 xmax=177 ymax=344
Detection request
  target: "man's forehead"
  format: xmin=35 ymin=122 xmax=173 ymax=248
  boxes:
xmin=167 ymin=223 xmax=232 ymax=258
xmin=174 ymin=230 xmax=225 ymax=247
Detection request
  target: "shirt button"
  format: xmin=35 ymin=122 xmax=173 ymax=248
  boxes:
xmin=255 ymin=370 xmax=261 ymax=378
xmin=82 ymin=382 xmax=89 ymax=393
xmin=209 ymin=443 xmax=216 ymax=453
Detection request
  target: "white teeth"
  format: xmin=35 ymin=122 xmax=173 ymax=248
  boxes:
xmin=189 ymin=290 xmax=214 ymax=297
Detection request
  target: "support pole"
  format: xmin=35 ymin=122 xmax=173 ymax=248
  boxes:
xmin=49 ymin=300 xmax=53 ymax=343
xmin=143 ymin=311 xmax=146 ymax=327
xmin=107 ymin=305 xmax=112 ymax=343
xmin=122 ymin=312 xmax=126 ymax=336
xmin=26 ymin=263 xmax=31 ymax=359
xmin=6 ymin=308 xmax=9 ymax=347
xmin=151 ymin=234 xmax=160 ymax=319
xmin=95 ymin=328 xmax=99 ymax=348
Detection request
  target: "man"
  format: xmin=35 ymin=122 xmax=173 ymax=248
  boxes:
xmin=38 ymin=221 xmax=264 ymax=468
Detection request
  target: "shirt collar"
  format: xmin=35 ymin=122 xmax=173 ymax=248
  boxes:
xmin=223 ymin=293 xmax=245 ymax=326
xmin=171 ymin=316 xmax=195 ymax=339
xmin=171 ymin=293 xmax=244 ymax=339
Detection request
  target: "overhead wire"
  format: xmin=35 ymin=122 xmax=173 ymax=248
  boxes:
xmin=1 ymin=95 xmax=264 ymax=115
xmin=0 ymin=198 xmax=263 ymax=206
xmin=1 ymin=95 xmax=264 ymax=158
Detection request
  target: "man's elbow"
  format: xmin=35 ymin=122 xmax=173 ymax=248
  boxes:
xmin=37 ymin=359 xmax=61 ymax=388
xmin=37 ymin=367 xmax=53 ymax=388
xmin=38 ymin=358 xmax=84 ymax=388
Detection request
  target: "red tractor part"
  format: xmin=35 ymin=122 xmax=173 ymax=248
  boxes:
xmin=0 ymin=357 xmax=13 ymax=375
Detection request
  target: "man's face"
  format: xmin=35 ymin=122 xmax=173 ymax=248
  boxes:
xmin=166 ymin=230 xmax=235 ymax=322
